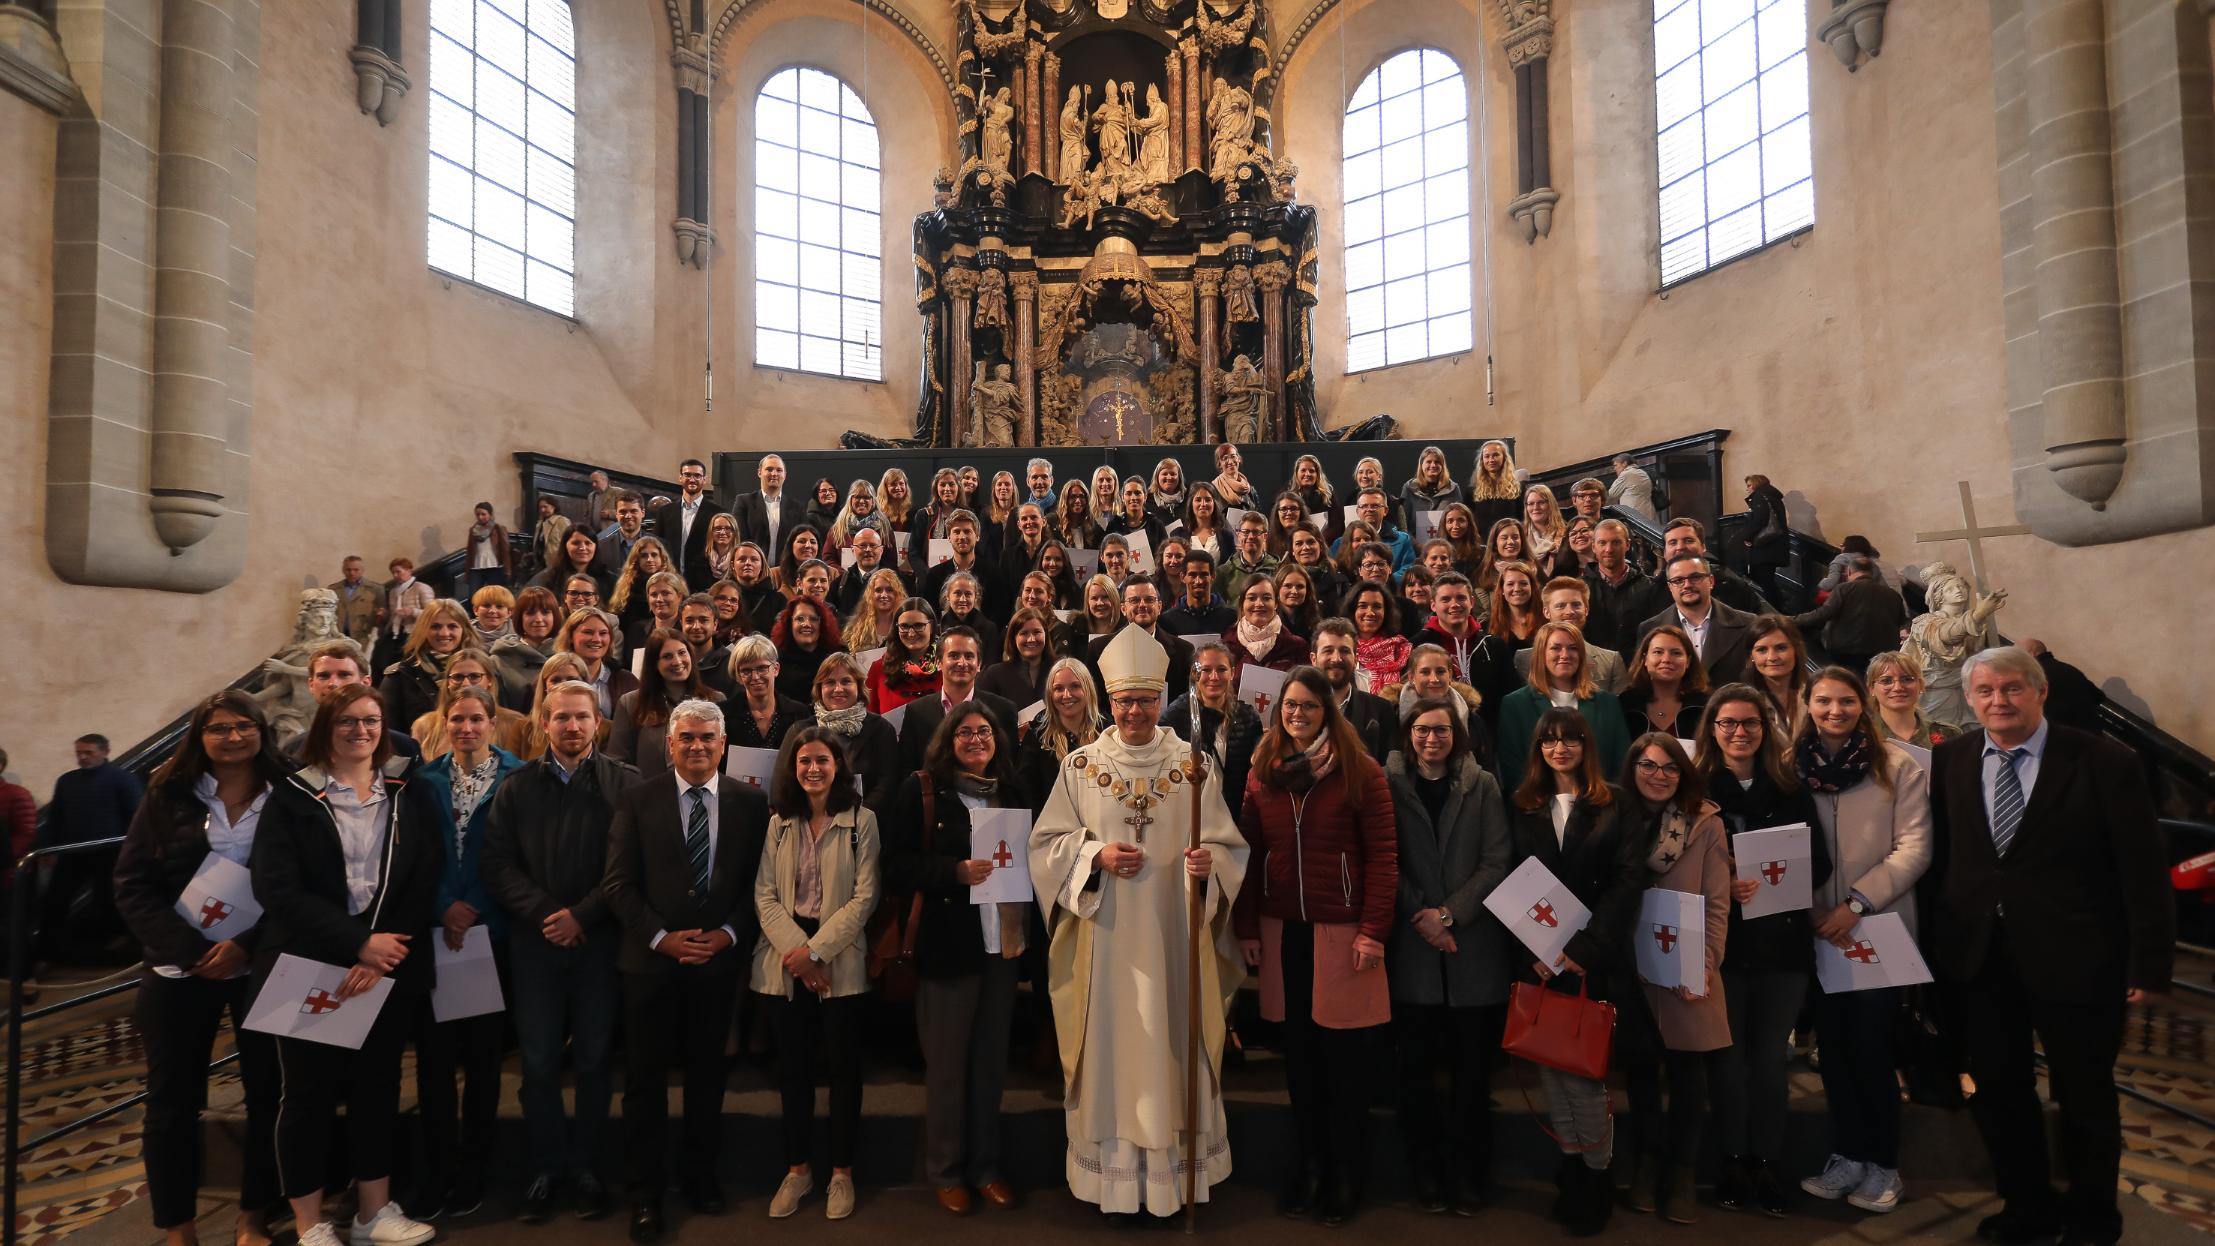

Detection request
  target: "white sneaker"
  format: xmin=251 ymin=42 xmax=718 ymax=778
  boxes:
xmin=350 ymin=1201 xmax=435 ymax=1246
xmin=299 ymin=1223 xmax=344 ymax=1246
xmin=1800 ymin=1154 xmax=1865 ymax=1201
xmin=1845 ymin=1165 xmax=1903 ymax=1213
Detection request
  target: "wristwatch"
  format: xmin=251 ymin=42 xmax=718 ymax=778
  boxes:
xmin=1846 ymin=895 xmax=1870 ymax=917
xmin=1436 ymin=908 xmax=1455 ymax=928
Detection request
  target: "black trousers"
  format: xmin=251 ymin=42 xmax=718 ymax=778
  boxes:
xmin=771 ymin=988 xmax=866 ymax=1170
xmin=622 ymin=967 xmax=738 ymax=1198
xmin=36 ymin=848 xmax=120 ymax=960
xmin=412 ymin=979 xmax=506 ymax=1188
xmin=1280 ymin=921 xmax=1377 ymax=1181
xmin=1393 ymin=1001 xmax=1503 ymax=1187
xmin=1618 ymin=988 xmax=1725 ymax=1161
xmin=1959 ymin=938 xmax=2128 ymax=1242
xmin=272 ymin=992 xmax=414 ymax=1200
xmin=138 ymin=973 xmax=280 ymax=1228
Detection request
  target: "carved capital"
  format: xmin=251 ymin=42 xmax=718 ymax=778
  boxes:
xmin=1507 ymin=186 xmax=1560 ymax=243
xmin=1194 ymin=268 xmax=1223 ymax=298
xmin=1254 ymin=261 xmax=1292 ymax=293
xmin=672 ymin=218 xmax=715 ymax=268
xmin=1010 ymin=270 xmax=1040 ymax=301
xmin=943 ymin=267 xmax=980 ymax=299
xmin=1817 ymin=0 xmax=1889 ymax=70
xmin=1503 ymin=16 xmax=1553 ymax=66
xmin=349 ymin=44 xmax=411 ymax=126
xmin=670 ymin=39 xmax=714 ymax=93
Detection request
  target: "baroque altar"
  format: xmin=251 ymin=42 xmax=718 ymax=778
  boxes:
xmin=862 ymin=0 xmax=1345 ymax=449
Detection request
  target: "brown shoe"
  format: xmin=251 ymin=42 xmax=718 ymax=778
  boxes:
xmin=978 ymin=1181 xmax=1016 ymax=1209
xmin=935 ymin=1187 xmax=972 ymax=1215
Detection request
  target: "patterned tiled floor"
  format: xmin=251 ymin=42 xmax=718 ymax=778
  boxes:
xmin=13 ymin=954 xmax=2215 ymax=1244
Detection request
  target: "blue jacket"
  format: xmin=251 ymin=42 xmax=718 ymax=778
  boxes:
xmin=1332 ymin=524 xmax=1417 ymax=575
xmin=419 ymin=748 xmax=526 ymax=939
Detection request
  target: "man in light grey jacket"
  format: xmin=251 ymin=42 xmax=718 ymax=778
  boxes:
xmin=1606 ymin=454 xmax=1657 ymax=522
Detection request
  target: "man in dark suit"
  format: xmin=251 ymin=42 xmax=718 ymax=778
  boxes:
xmin=1311 ymin=618 xmax=1396 ymax=762
xmin=594 ymin=493 xmax=650 ymax=581
xmin=1638 ymin=553 xmax=1756 ymax=685
xmin=896 ymin=627 xmax=1017 ymax=773
xmin=732 ymin=454 xmax=809 ymax=565
xmin=603 ymin=700 xmax=770 ymax=1243
xmin=1927 ymin=647 xmax=2172 ymax=1246
xmin=650 ymin=459 xmax=728 ymax=593
xmin=1085 ymin=575 xmax=1193 ymax=707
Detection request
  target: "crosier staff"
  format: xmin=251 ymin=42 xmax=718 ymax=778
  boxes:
xmin=1183 ymin=667 xmax=1204 ymax=1231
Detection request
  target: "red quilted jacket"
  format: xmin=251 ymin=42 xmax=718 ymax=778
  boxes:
xmin=1234 ymin=750 xmax=1399 ymax=946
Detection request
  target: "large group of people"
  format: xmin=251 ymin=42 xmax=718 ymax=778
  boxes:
xmin=31 ymin=442 xmax=2176 ymax=1246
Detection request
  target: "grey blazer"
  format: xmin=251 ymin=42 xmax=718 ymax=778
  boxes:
xmin=1384 ymin=752 xmax=1515 ymax=1009
xmin=1639 ymin=598 xmax=1758 ymax=686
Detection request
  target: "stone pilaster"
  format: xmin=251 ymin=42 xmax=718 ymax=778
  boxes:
xmin=1011 ymin=271 xmax=1039 ymax=445
xmin=1194 ymin=268 xmax=1221 ymax=443
xmin=1256 ymin=262 xmax=1290 ymax=441
xmin=1501 ymin=2 xmax=1557 ymax=243
xmin=349 ymin=0 xmax=406 ymax=125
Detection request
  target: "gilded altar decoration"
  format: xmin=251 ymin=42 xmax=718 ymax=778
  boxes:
xmin=851 ymin=0 xmax=1347 ymax=449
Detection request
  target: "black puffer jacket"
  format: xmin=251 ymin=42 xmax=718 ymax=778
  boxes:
xmin=1505 ymin=782 xmax=1646 ymax=1002
xmin=1162 ymin=696 xmax=1263 ymax=820
xmin=1708 ymin=766 xmax=1831 ymax=973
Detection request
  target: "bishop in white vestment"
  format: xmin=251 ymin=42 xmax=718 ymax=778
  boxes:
xmin=1029 ymin=626 xmax=1248 ymax=1217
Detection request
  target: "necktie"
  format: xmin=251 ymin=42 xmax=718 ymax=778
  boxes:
xmin=1990 ymin=748 xmax=2026 ymax=858
xmin=685 ymin=786 xmax=711 ymax=891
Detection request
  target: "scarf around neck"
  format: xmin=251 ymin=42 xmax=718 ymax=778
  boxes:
xmin=1274 ymin=731 xmax=1338 ymax=795
xmin=1796 ymin=731 xmax=1874 ymax=794
xmin=953 ymin=770 xmax=998 ymax=800
xmin=1235 ymin=614 xmax=1283 ymax=662
xmin=1643 ymin=802 xmax=1691 ymax=873
xmin=815 ymin=701 xmax=867 ymax=736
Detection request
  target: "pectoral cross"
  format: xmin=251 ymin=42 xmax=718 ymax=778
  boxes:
xmin=1122 ymin=810 xmax=1154 ymax=843
xmin=1913 ymin=480 xmax=2031 ymax=595
xmin=1652 ymin=925 xmax=1678 ymax=953
xmin=1760 ymin=860 xmax=1788 ymax=886
xmin=992 ymin=840 xmax=1015 ymax=869
xmin=300 ymin=988 xmax=343 ymax=1015
xmin=198 ymin=897 xmax=233 ymax=929
xmin=1845 ymin=940 xmax=1880 ymax=964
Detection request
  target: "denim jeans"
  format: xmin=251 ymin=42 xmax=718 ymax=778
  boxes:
xmin=509 ymin=934 xmax=620 ymax=1178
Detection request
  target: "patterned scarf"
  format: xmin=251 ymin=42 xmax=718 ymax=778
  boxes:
xmin=1273 ymin=732 xmax=1338 ymax=795
xmin=815 ymin=702 xmax=867 ymax=737
xmin=1356 ymin=633 xmax=1411 ymax=692
xmin=1235 ymin=613 xmax=1283 ymax=662
xmin=1643 ymin=802 xmax=1691 ymax=874
xmin=883 ymin=656 xmax=941 ymax=698
xmin=1796 ymin=731 xmax=1874 ymax=794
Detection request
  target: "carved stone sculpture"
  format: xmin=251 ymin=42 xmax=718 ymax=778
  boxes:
xmin=1223 ymin=263 xmax=1259 ymax=324
xmin=1093 ymin=81 xmax=1133 ymax=176
xmin=1214 ymin=354 xmax=1268 ymax=445
xmin=971 ymin=360 xmax=1023 ymax=447
xmin=974 ymin=267 xmax=1009 ymax=330
xmin=1058 ymin=84 xmax=1090 ymax=184
xmin=1135 ymin=84 xmax=1173 ymax=186
xmin=1207 ymin=79 xmax=1258 ymax=182
xmin=980 ymin=86 xmax=1016 ymax=182
xmin=256 ymin=589 xmax=352 ymax=745
xmin=1906 ymin=560 xmax=2009 ymax=726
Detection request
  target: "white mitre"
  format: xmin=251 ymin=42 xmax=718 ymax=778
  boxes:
xmin=1098 ymin=624 xmax=1168 ymax=695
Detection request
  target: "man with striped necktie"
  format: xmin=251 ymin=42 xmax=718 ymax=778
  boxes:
xmin=604 ymin=700 xmax=770 ymax=1243
xmin=1928 ymin=647 xmax=2173 ymax=1246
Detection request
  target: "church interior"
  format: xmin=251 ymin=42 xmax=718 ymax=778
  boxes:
xmin=6 ymin=0 xmax=2215 ymax=1241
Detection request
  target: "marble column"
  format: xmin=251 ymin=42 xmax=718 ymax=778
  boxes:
xmin=1256 ymin=262 xmax=1290 ymax=442
xmin=1043 ymin=53 xmax=1061 ymax=181
xmin=2023 ymin=0 xmax=2125 ymax=508
xmin=1195 ymin=268 xmax=1221 ymax=443
xmin=1012 ymin=272 xmax=1039 ymax=445
xmin=944 ymin=268 xmax=978 ymax=445
xmin=1165 ymin=48 xmax=1184 ymax=170
xmin=1024 ymin=42 xmax=1045 ymax=177
xmin=1182 ymin=39 xmax=1202 ymax=172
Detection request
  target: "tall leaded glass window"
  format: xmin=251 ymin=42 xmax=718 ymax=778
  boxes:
xmin=1342 ymin=48 xmax=1473 ymax=373
xmin=1653 ymin=0 xmax=1813 ymax=287
xmin=753 ymin=67 xmax=883 ymax=381
xmin=426 ymin=0 xmax=577 ymax=316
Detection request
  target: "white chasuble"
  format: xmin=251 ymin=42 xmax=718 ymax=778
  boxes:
xmin=1029 ymin=727 xmax=1248 ymax=1216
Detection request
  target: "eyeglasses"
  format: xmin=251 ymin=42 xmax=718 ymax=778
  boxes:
xmin=1538 ymin=737 xmax=1583 ymax=751
xmin=1279 ymin=700 xmax=1322 ymax=715
xmin=201 ymin=723 xmax=261 ymax=740
xmin=1410 ymin=726 xmax=1453 ymax=739
xmin=953 ymin=726 xmax=995 ymax=742
xmin=1666 ymin=574 xmax=1713 ymax=587
xmin=896 ymin=621 xmax=931 ymax=632
xmin=1110 ymin=697 xmax=1154 ymax=712
xmin=1712 ymin=717 xmax=1764 ymax=735
xmin=336 ymin=715 xmax=384 ymax=735
xmin=738 ymin=663 xmax=774 ymax=679
xmin=1634 ymin=759 xmax=1681 ymax=777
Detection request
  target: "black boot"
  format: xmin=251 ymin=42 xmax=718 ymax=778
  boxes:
xmin=1568 ymin=1164 xmax=1614 ymax=1238
xmin=1278 ymin=1159 xmax=1322 ymax=1219
xmin=1713 ymin=1154 xmax=1752 ymax=1212
xmin=1318 ymin=1165 xmax=1355 ymax=1228
xmin=1549 ymin=1155 xmax=1582 ymax=1224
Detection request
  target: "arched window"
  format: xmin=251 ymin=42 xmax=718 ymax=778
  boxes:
xmin=1653 ymin=0 xmax=1813 ymax=286
xmin=426 ymin=0 xmax=577 ymax=316
xmin=1342 ymin=48 xmax=1472 ymax=373
xmin=753 ymin=67 xmax=883 ymax=381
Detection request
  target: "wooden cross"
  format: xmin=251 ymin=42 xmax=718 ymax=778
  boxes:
xmin=969 ymin=59 xmax=995 ymax=109
xmin=1914 ymin=480 xmax=2031 ymax=595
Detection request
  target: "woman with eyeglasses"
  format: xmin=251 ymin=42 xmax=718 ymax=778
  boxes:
xmin=410 ymin=650 xmax=530 ymax=759
xmin=1693 ymin=684 xmax=1827 ymax=1218
xmin=1791 ymin=668 xmax=1931 ymax=1216
xmin=884 ymin=704 xmax=1032 ymax=1215
xmin=251 ymin=683 xmax=442 ymax=1246
xmin=1234 ymin=667 xmax=1397 ymax=1227
xmin=1383 ymin=697 xmax=1511 ymax=1215
xmin=866 ymin=599 xmax=941 ymax=714
xmin=114 ymin=692 xmax=288 ymax=1246
xmin=1611 ymin=735 xmax=1731 ymax=1226
xmin=753 ymin=728 xmax=882 ymax=1221
xmin=1163 ymin=642 xmax=1264 ymax=821
xmin=1864 ymin=651 xmax=1958 ymax=749
xmin=1505 ymin=708 xmax=1641 ymax=1237
xmin=725 ymin=634 xmax=811 ymax=753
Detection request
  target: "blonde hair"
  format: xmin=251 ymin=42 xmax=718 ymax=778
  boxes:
xmin=470 ymin=584 xmax=515 ymax=611
xmin=402 ymin=599 xmax=484 ymax=664
xmin=842 ymin=567 xmax=909 ymax=652
xmin=875 ymin=468 xmax=912 ymax=526
xmin=1041 ymin=656 xmax=1102 ymax=757
xmin=609 ymin=536 xmax=672 ymax=613
xmin=1526 ymin=621 xmax=1596 ymax=701
xmin=1864 ymin=649 xmax=1924 ymax=685
xmin=1469 ymin=440 xmax=1519 ymax=501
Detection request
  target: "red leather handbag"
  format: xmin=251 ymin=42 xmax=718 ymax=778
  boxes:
xmin=1502 ymin=978 xmax=1615 ymax=1081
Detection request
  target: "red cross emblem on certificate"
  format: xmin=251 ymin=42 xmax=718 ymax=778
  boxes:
xmin=991 ymin=840 xmax=1014 ymax=869
xmin=1652 ymin=924 xmax=1677 ymax=953
xmin=1844 ymin=941 xmax=1880 ymax=964
xmin=1760 ymin=861 xmax=1788 ymax=886
xmin=1251 ymin=692 xmax=1272 ymax=717
xmin=300 ymin=988 xmax=343 ymax=1015
xmin=1527 ymin=900 xmax=1558 ymax=928
xmin=198 ymin=897 xmax=234 ymax=929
